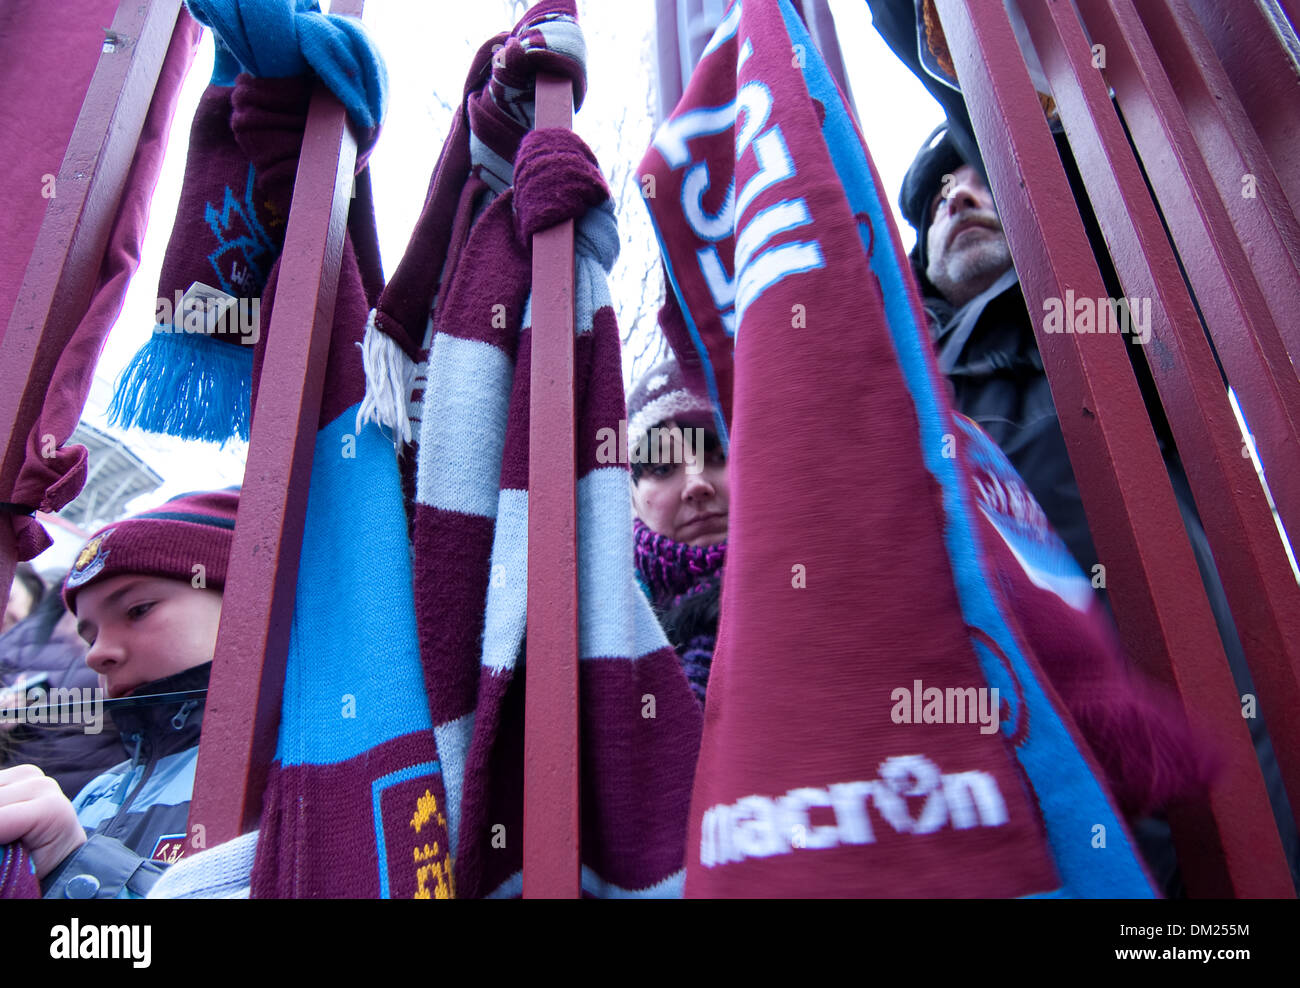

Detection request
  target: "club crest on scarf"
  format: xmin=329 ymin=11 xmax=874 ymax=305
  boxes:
xmin=954 ymin=414 xmax=1095 ymax=612
xmin=151 ymin=833 xmax=189 ymax=864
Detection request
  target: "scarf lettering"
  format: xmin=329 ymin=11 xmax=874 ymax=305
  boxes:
xmin=699 ymin=755 xmax=1008 ymax=867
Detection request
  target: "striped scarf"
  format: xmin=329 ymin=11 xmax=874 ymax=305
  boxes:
xmin=388 ymin=2 xmax=702 ymax=897
xmin=640 ymin=0 xmax=1164 ymax=897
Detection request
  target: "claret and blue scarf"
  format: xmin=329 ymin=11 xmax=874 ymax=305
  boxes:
xmin=638 ymin=0 xmax=1212 ymax=897
xmin=100 ymin=0 xmax=454 ymax=898
xmin=74 ymin=0 xmax=701 ymax=901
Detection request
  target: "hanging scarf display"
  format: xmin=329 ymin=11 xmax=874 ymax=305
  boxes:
xmin=1 ymin=13 xmax=200 ymax=563
xmin=638 ymin=0 xmax=1212 ymax=897
xmin=106 ymin=0 xmax=454 ymax=898
xmin=384 ymin=0 xmax=702 ymax=898
xmin=108 ymin=0 xmax=386 ymax=444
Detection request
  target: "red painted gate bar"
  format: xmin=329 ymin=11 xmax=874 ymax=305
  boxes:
xmin=0 ymin=0 xmax=189 ymax=619
xmin=1183 ymin=0 xmax=1300 ymax=212
xmin=522 ymin=73 xmax=582 ymax=899
xmin=1020 ymin=0 xmax=1300 ymax=889
xmin=3 ymin=0 xmax=1299 ymax=898
xmin=1076 ymin=0 xmax=1300 ymax=553
xmin=933 ymin=0 xmax=1293 ymax=897
xmin=185 ymin=0 xmax=364 ymax=848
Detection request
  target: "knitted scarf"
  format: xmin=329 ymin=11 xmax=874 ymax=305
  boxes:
xmin=633 ymin=518 xmax=726 ymax=704
xmin=106 ymin=1 xmax=454 ymax=898
xmin=110 ymin=0 xmax=386 ymax=444
xmin=388 ymin=1 xmax=702 ymax=898
xmin=639 ymin=0 xmax=1190 ymax=897
xmin=633 ymin=517 xmax=727 ymax=612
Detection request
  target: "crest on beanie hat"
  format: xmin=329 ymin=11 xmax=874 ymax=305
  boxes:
xmin=65 ymin=529 xmax=117 ymax=590
xmin=62 ymin=489 xmax=239 ymax=612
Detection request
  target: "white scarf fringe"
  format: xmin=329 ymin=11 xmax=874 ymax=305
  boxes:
xmin=356 ymin=308 xmax=416 ymax=446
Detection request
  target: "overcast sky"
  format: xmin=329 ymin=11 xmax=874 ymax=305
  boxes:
xmin=47 ymin=0 xmax=943 ymax=571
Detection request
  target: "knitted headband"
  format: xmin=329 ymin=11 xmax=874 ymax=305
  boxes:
xmin=63 ymin=489 xmax=239 ymax=613
xmin=626 ymin=358 xmax=715 ymax=455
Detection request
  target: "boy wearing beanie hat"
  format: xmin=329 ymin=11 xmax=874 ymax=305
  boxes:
xmin=0 ymin=489 xmax=237 ymax=898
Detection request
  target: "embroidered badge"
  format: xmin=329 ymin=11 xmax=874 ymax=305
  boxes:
xmin=65 ymin=529 xmax=115 ymax=589
xmin=951 ymin=416 xmax=1094 ymax=612
xmin=151 ymin=833 xmax=188 ymax=864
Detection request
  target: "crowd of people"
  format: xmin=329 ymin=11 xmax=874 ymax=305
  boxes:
xmin=2 ymin=126 xmax=1275 ymax=896
xmin=1 ymin=0 xmax=1292 ymax=900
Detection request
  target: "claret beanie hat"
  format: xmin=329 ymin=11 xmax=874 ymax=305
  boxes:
xmin=899 ymin=121 xmax=968 ymax=271
xmin=627 ymin=358 xmax=715 ymax=455
xmin=63 ymin=488 xmax=239 ymax=613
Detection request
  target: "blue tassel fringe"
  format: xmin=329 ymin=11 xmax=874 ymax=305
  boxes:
xmin=107 ymin=332 xmax=253 ymax=445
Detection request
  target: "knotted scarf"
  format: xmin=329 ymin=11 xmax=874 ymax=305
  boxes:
xmin=639 ymin=0 xmax=1210 ymax=897
xmin=392 ymin=0 xmax=702 ymax=897
xmin=108 ymin=0 xmax=387 ymax=443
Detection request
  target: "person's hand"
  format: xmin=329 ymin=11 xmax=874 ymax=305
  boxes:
xmin=0 ymin=764 xmax=87 ymax=879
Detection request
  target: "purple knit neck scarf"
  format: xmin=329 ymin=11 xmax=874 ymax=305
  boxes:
xmin=633 ymin=517 xmax=727 ymax=611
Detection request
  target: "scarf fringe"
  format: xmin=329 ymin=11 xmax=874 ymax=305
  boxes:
xmin=355 ymin=309 xmax=415 ymax=447
xmin=107 ymin=331 xmax=252 ymax=444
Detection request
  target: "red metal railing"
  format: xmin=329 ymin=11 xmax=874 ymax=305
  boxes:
xmin=2 ymin=0 xmax=1297 ymax=898
xmin=934 ymin=0 xmax=1298 ymax=896
xmin=522 ymin=74 xmax=582 ymax=899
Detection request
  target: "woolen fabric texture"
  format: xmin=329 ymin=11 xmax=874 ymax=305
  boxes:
xmin=105 ymin=13 xmax=453 ymax=898
xmin=632 ymin=518 xmax=726 ymax=612
xmin=626 ymin=358 xmax=716 ymax=455
xmin=401 ymin=0 xmax=701 ymax=899
xmin=633 ymin=518 xmax=725 ymax=706
xmin=185 ymin=0 xmax=387 ymax=133
xmin=639 ymin=0 xmax=1211 ymax=897
xmin=212 ymin=65 xmax=453 ymax=902
xmin=3 ymin=14 xmax=201 ymax=561
xmin=109 ymin=0 xmax=388 ymax=444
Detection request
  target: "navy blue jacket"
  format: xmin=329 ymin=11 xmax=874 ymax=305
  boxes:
xmin=41 ymin=663 xmax=209 ymax=899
